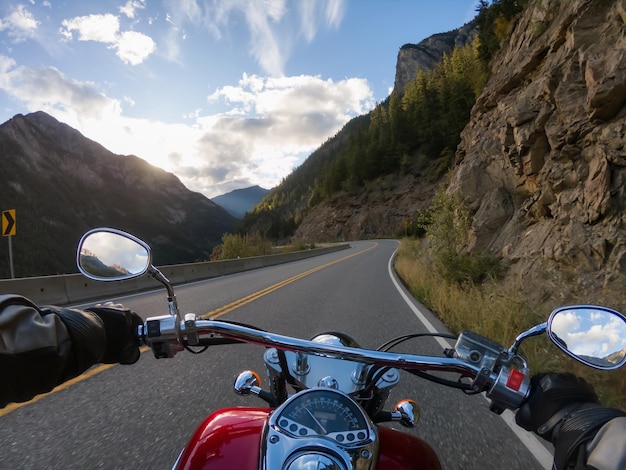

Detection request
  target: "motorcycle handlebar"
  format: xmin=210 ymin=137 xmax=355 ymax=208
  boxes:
xmin=137 ymin=315 xmax=529 ymax=411
xmin=139 ymin=316 xmax=484 ymax=377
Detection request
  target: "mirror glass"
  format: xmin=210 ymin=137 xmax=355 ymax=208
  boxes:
xmin=77 ymin=229 xmax=151 ymax=281
xmin=548 ymin=306 xmax=626 ymax=370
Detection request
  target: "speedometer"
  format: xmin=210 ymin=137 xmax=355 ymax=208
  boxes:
xmin=275 ymin=388 xmax=370 ymax=444
xmin=264 ymin=388 xmax=379 ymax=469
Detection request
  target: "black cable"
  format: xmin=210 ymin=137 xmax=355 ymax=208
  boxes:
xmin=405 ymin=369 xmax=473 ymax=390
xmin=215 ymin=319 xmax=267 ymax=332
xmin=359 ymin=366 xmax=392 ymax=398
xmin=377 ymin=332 xmax=457 ymax=352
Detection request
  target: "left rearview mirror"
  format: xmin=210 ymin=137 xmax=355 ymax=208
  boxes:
xmin=77 ymin=228 xmax=152 ymax=281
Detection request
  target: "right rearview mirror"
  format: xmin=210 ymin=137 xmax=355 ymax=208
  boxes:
xmin=547 ymin=305 xmax=626 ymax=370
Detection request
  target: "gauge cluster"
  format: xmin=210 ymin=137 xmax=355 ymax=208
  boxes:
xmin=277 ymin=388 xmax=369 ymax=444
xmin=262 ymin=388 xmax=378 ymax=470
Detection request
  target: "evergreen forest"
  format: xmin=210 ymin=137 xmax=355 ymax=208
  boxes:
xmin=240 ymin=0 xmax=527 ymax=240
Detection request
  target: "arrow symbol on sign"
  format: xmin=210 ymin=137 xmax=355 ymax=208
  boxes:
xmin=2 ymin=211 xmax=15 ymax=236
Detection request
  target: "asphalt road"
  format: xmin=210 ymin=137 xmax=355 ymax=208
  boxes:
xmin=0 ymin=240 xmax=548 ymax=469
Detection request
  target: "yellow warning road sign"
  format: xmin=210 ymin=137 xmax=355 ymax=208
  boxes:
xmin=2 ymin=209 xmax=16 ymax=236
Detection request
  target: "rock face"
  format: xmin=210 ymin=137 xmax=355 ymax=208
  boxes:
xmin=394 ymin=21 xmax=477 ymax=95
xmin=449 ymin=0 xmax=626 ymax=301
xmin=294 ymin=175 xmax=435 ymax=242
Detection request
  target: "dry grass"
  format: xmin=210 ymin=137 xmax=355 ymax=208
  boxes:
xmin=394 ymin=238 xmax=626 ymax=409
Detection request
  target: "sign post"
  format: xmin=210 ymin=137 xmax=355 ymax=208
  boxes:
xmin=2 ymin=209 xmax=16 ymax=279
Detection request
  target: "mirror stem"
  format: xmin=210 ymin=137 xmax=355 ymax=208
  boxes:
xmin=148 ymin=265 xmax=181 ymax=321
xmin=509 ymin=322 xmax=547 ymax=356
xmin=148 ymin=264 xmax=183 ymax=342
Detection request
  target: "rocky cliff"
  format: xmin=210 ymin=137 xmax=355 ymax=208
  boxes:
xmin=449 ymin=0 xmax=626 ymax=303
xmin=394 ymin=21 xmax=477 ymax=95
xmin=294 ymin=175 xmax=435 ymax=242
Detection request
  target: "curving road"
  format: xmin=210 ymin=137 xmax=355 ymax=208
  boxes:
xmin=0 ymin=240 xmax=550 ymax=469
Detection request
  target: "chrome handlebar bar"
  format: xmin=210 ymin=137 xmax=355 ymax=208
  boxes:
xmin=154 ymin=318 xmax=480 ymax=372
xmin=138 ymin=314 xmax=530 ymax=412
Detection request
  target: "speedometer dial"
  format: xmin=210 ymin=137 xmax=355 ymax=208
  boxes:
xmin=264 ymin=388 xmax=379 ymax=470
xmin=275 ymin=389 xmax=370 ymax=445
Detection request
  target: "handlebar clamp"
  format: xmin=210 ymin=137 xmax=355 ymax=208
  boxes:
xmin=454 ymin=330 xmax=530 ymax=413
xmin=487 ymin=366 xmax=530 ymax=414
xmin=143 ymin=315 xmax=184 ymax=358
xmin=184 ymin=313 xmax=199 ymax=346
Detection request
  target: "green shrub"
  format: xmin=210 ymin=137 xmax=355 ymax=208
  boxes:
xmin=416 ymin=185 xmax=502 ymax=284
xmin=439 ymin=251 xmax=503 ymax=284
xmin=210 ymin=233 xmax=270 ymax=260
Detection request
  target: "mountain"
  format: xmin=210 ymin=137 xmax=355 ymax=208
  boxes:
xmin=0 ymin=112 xmax=238 ymax=278
xmin=212 ymin=185 xmax=269 ymax=219
xmin=78 ymin=250 xmax=130 ymax=278
xmin=605 ymin=347 xmax=626 ymax=365
xmin=242 ymin=0 xmax=626 ymax=303
xmin=394 ymin=20 xmax=478 ymax=94
xmin=447 ymin=0 xmax=626 ymax=303
xmin=240 ymin=20 xmax=481 ymax=242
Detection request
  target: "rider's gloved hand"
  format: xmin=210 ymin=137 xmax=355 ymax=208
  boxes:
xmin=516 ymin=373 xmax=626 ymax=470
xmin=515 ymin=372 xmax=598 ymax=440
xmin=86 ymin=302 xmax=143 ymax=365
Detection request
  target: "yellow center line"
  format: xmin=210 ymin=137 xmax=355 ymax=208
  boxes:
xmin=0 ymin=364 xmax=117 ymax=417
xmin=1 ymin=242 xmax=377 ymax=418
xmin=203 ymin=242 xmax=377 ymax=319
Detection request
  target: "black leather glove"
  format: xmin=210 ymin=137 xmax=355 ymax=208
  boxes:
xmin=516 ymin=373 xmax=626 ymax=470
xmin=515 ymin=372 xmax=598 ymax=440
xmin=86 ymin=302 xmax=143 ymax=365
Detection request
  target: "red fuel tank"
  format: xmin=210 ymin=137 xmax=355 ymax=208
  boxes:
xmin=174 ymin=407 xmax=441 ymax=470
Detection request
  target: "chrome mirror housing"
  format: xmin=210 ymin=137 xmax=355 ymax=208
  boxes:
xmin=77 ymin=228 xmax=152 ymax=281
xmin=547 ymin=305 xmax=626 ymax=370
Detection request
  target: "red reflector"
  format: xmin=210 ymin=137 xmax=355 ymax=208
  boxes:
xmin=506 ymin=369 xmax=525 ymax=391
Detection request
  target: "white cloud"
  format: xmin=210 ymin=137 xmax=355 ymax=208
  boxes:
xmin=325 ymin=0 xmax=345 ymax=28
xmin=553 ymin=310 xmax=626 ymax=359
xmin=116 ymin=30 xmax=156 ymax=65
xmin=0 ymin=5 xmax=39 ymax=43
xmin=60 ymin=13 xmax=155 ymax=65
xmin=0 ymin=55 xmax=16 ymax=80
xmin=551 ymin=311 xmax=580 ymax=335
xmin=0 ymin=55 xmax=119 ymax=120
xmin=169 ymin=0 xmax=202 ymax=24
xmin=120 ymin=0 xmax=146 ymax=19
xmin=0 ymin=57 xmax=373 ymax=198
xmin=60 ymin=14 xmax=120 ymax=43
xmin=208 ymin=73 xmax=374 ymax=147
xmin=298 ymin=0 xmax=345 ymax=42
xmin=163 ymin=0 xmax=345 ymax=76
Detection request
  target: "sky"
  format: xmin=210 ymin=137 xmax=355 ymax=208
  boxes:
xmin=0 ymin=0 xmax=480 ymax=198
xmin=551 ymin=308 xmax=626 ymax=360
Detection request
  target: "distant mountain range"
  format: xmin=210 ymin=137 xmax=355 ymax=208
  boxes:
xmin=212 ymin=185 xmax=269 ymax=219
xmin=0 ymin=112 xmax=238 ymax=278
xmin=605 ymin=347 xmax=626 ymax=365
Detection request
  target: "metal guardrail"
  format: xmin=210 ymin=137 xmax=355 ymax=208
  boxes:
xmin=0 ymin=244 xmax=350 ymax=305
